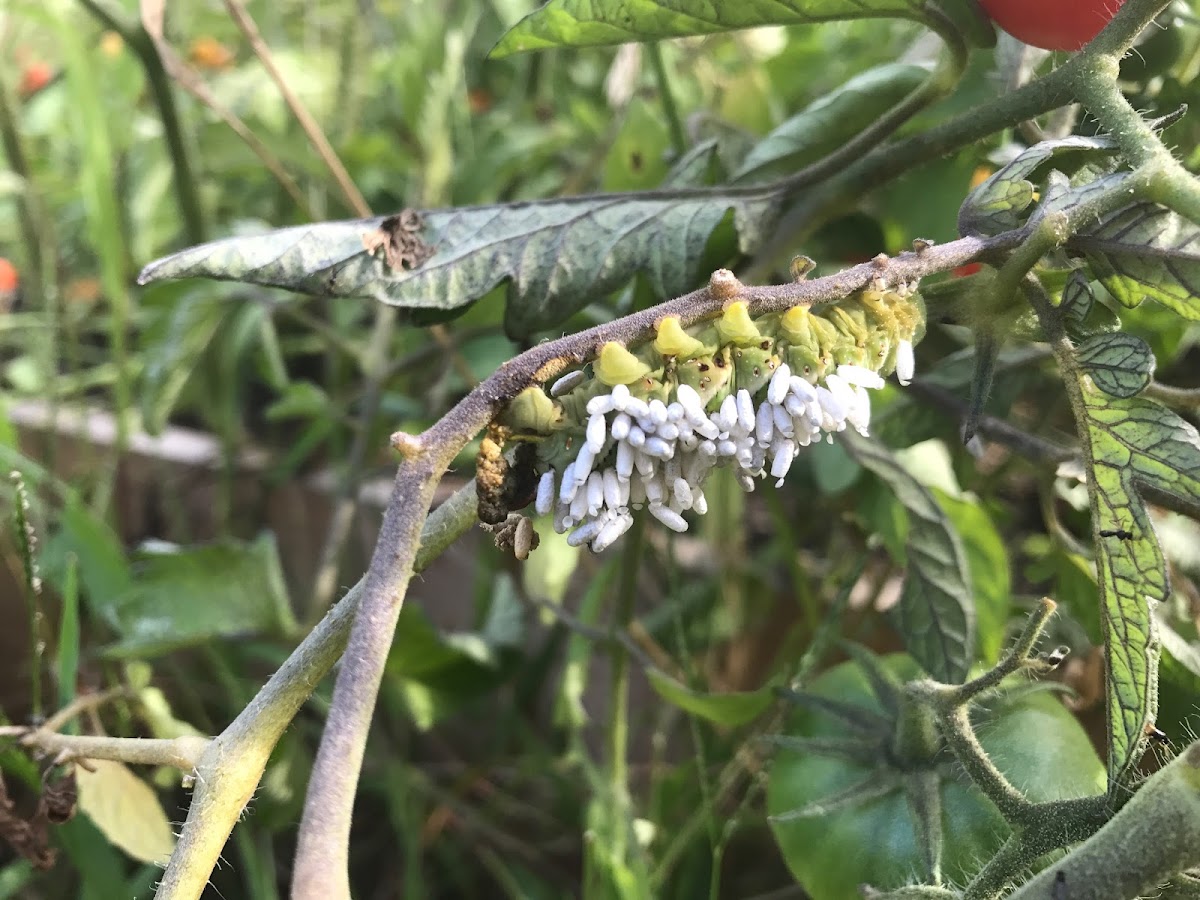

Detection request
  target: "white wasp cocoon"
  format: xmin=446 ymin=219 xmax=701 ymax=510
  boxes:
xmin=551 ymin=370 xmax=586 ymax=397
xmin=532 ymin=304 xmax=919 ymax=551
xmin=535 ymin=471 xmax=555 ymax=516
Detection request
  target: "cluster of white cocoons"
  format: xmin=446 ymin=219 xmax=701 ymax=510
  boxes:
xmin=532 ymin=355 xmax=910 ymax=553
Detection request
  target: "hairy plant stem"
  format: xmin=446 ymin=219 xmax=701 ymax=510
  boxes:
xmin=21 ymin=733 xmax=210 ymax=770
xmin=1073 ymin=54 xmax=1200 ymax=223
xmin=290 ymin=452 xmax=454 ymax=899
xmin=1007 ymin=743 xmax=1200 ymax=900
xmin=1145 ymin=381 xmax=1200 ymax=408
xmin=903 ymin=602 xmax=1114 ymax=900
xmin=756 ymin=0 xmax=1165 ymax=267
xmin=154 ymin=483 xmax=477 ymax=900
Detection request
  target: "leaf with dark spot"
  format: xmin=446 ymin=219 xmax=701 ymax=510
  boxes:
xmin=139 ymin=188 xmax=783 ymax=339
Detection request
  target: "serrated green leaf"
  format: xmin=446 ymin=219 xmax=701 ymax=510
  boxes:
xmin=1076 ymin=391 xmax=1200 ymax=785
xmin=1075 ymin=203 xmax=1200 ymax=321
xmin=1076 ymin=333 xmax=1156 ymax=398
xmin=842 ymin=432 xmax=974 ymax=682
xmin=957 ymin=135 xmax=1114 ymax=236
xmin=490 ymin=0 xmax=988 ymax=58
xmin=139 ymin=189 xmax=782 ymax=339
xmin=646 ymin=668 xmax=773 ymax=727
xmin=732 ymin=63 xmax=929 ymax=184
xmin=102 ymin=533 xmax=296 ymax=657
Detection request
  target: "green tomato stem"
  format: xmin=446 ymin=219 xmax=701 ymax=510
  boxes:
xmin=1007 ymin=742 xmax=1200 ymax=900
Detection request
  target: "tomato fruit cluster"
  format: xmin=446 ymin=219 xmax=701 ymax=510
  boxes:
xmin=767 ymin=654 xmax=1105 ymax=899
xmin=977 ymin=0 xmax=1126 ymax=51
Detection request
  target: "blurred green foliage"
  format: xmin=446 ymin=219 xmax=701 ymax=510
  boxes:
xmin=2 ymin=0 xmax=1200 ymax=898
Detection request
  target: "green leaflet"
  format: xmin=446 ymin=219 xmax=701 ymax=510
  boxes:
xmin=1078 ymin=392 xmax=1200 ymax=787
xmin=841 ymin=431 xmax=974 ymax=683
xmin=138 ymin=190 xmax=782 ymax=340
xmin=646 ymin=668 xmax=773 ymax=727
xmin=102 ymin=534 xmax=298 ymax=658
xmin=1060 ymin=271 xmax=1096 ymax=332
xmin=732 ymin=64 xmax=930 ymax=184
xmin=957 ymin=134 xmax=1115 ymax=236
xmin=1075 ymin=203 xmax=1200 ymax=321
xmin=1076 ymin=333 xmax=1156 ymax=399
xmin=490 ymin=0 xmax=995 ymax=58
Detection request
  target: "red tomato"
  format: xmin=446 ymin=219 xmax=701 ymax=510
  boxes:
xmin=977 ymin=0 xmax=1126 ymax=51
xmin=18 ymin=61 xmax=53 ymax=99
xmin=0 ymin=258 xmax=18 ymax=294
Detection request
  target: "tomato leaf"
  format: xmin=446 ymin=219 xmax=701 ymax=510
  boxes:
xmin=1076 ymin=392 xmax=1200 ymax=785
xmin=1074 ymin=203 xmax=1200 ymax=321
xmin=1076 ymin=333 xmax=1156 ymax=398
xmin=732 ymin=64 xmax=930 ymax=184
xmin=935 ymin=492 xmax=1011 ymax=665
xmin=76 ymin=761 xmax=176 ymax=866
xmin=646 ymin=668 xmax=774 ymax=727
xmin=1060 ymin=270 xmax=1096 ymax=333
xmin=490 ymin=0 xmax=994 ymax=58
xmin=957 ymin=134 xmax=1114 ymax=236
xmin=101 ymin=533 xmax=297 ymax=657
xmin=138 ymin=190 xmax=783 ymax=339
xmin=842 ymin=432 xmax=975 ymax=683
xmin=139 ymin=283 xmax=238 ymax=434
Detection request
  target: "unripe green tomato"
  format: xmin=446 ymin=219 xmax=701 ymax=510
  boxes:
xmin=768 ymin=654 xmax=1105 ymax=899
xmin=977 ymin=0 xmax=1125 ymax=51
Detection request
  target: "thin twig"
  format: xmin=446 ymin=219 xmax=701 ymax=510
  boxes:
xmin=222 ymin=0 xmax=370 ymax=216
xmin=1144 ymin=381 xmax=1200 ymax=409
xmin=23 ymin=733 xmax=210 ymax=771
xmin=38 ymin=688 xmax=127 ymax=734
xmin=137 ymin=0 xmax=312 ymax=216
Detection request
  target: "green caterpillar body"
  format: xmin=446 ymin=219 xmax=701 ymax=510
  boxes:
xmin=499 ymin=286 xmax=925 ymax=468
